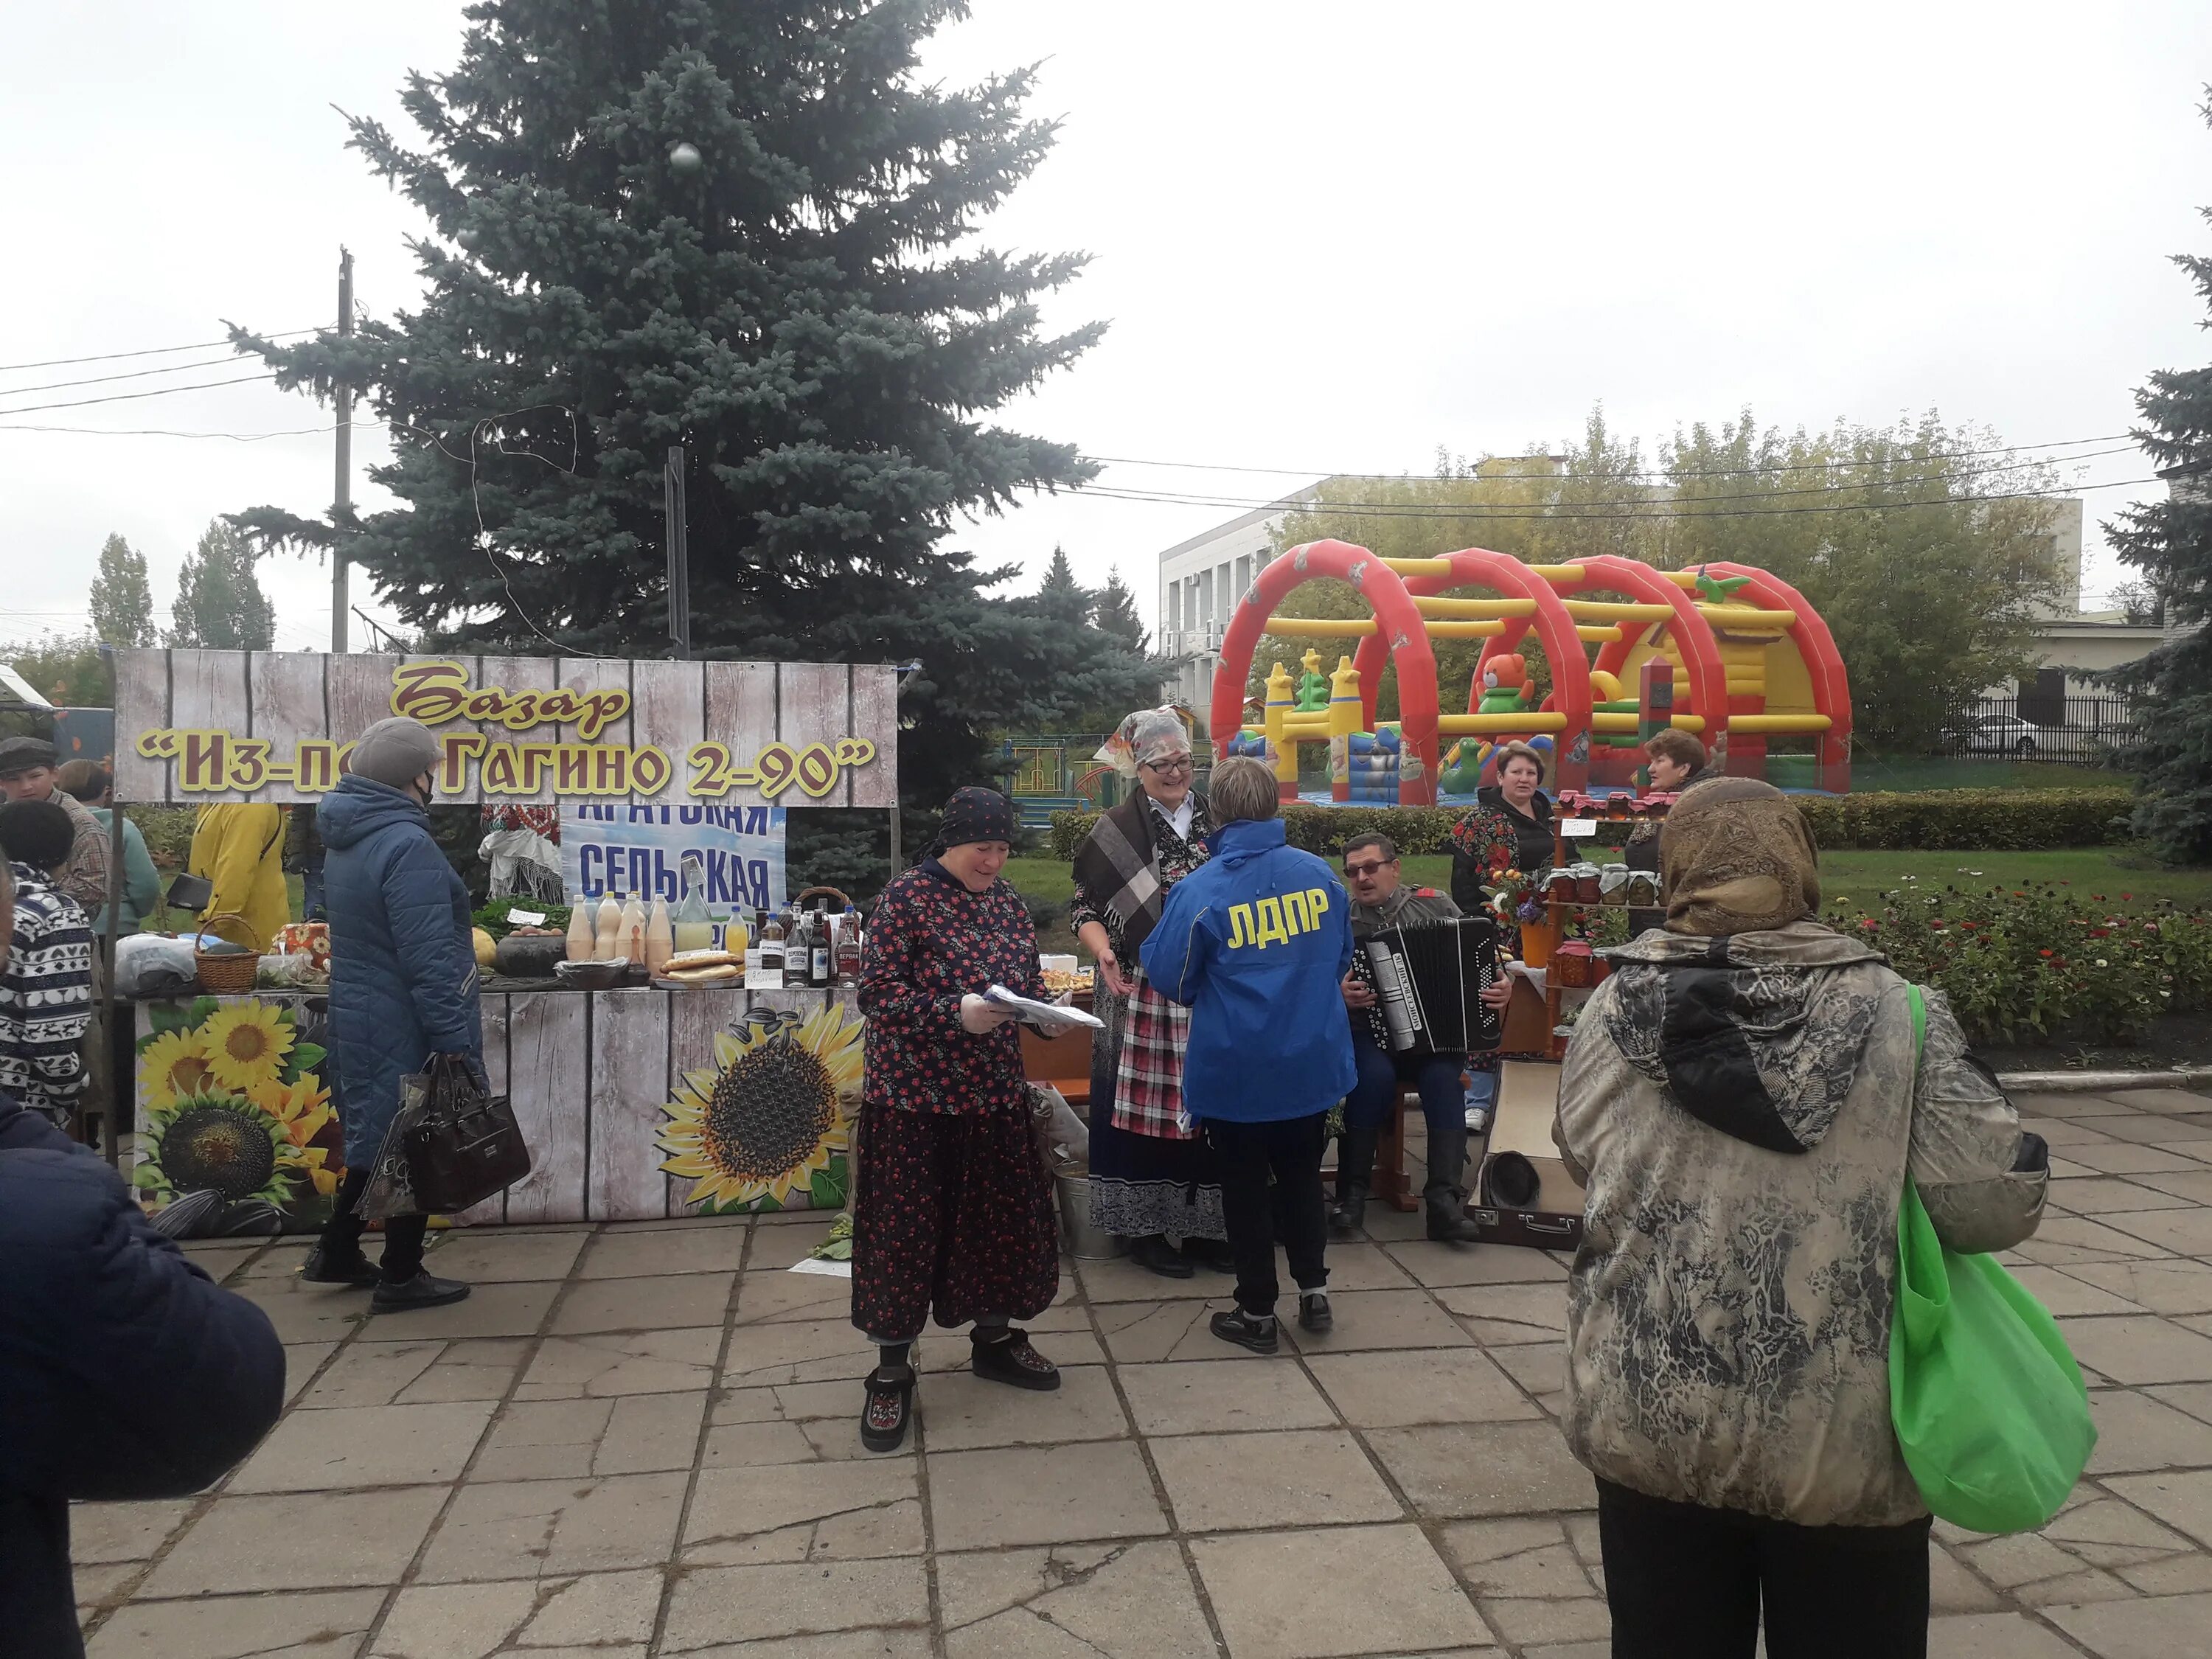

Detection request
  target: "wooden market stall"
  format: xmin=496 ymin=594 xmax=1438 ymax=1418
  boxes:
xmin=111 ymin=648 xmax=897 ymax=1232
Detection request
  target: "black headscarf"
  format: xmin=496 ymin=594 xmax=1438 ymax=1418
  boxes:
xmin=932 ymin=786 xmax=1016 ymax=853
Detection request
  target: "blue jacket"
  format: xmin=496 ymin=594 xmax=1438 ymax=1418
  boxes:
xmin=1140 ymin=818 xmax=1356 ymax=1123
xmin=0 ymin=1092 xmax=285 ymax=1655
xmin=319 ymin=776 xmax=483 ymax=1167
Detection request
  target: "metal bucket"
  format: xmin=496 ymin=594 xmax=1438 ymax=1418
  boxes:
xmin=1053 ymin=1166 xmax=1124 ymax=1260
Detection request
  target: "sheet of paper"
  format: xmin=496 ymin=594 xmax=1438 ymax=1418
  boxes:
xmin=788 ymin=1256 xmax=852 ymax=1279
xmin=506 ymin=908 xmax=548 ymax=928
xmin=1560 ymin=818 xmax=1598 ymax=838
xmin=985 ymin=984 xmax=1106 ymax=1031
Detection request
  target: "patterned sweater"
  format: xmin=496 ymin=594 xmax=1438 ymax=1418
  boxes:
xmin=0 ymin=862 xmax=93 ymax=1123
xmin=859 ymin=860 xmax=1044 ymax=1116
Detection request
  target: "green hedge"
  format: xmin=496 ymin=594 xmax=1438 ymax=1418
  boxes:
xmin=1046 ymin=787 xmax=2136 ymax=861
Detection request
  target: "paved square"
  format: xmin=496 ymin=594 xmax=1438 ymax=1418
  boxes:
xmin=72 ymin=1084 xmax=2212 ymax=1655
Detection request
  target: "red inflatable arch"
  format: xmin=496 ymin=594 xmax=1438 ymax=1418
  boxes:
xmin=1349 ymin=548 xmax=1596 ymax=795
xmin=1210 ymin=540 xmax=1441 ymax=805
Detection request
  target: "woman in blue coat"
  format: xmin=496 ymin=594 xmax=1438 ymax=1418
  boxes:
xmin=1141 ymin=757 xmax=1355 ymax=1354
xmin=301 ymin=717 xmax=479 ymax=1312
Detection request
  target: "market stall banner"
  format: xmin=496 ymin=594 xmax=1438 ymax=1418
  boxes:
xmin=111 ymin=649 xmax=898 ymax=808
xmin=563 ymin=801 xmax=789 ymax=910
xmin=131 ymin=986 xmax=867 ymax=1227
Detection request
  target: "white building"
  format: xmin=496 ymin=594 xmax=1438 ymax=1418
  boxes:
xmin=1152 ymin=486 xmax=1318 ymax=720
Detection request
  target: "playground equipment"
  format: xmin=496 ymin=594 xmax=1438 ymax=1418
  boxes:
xmin=1210 ymin=541 xmax=1851 ymax=804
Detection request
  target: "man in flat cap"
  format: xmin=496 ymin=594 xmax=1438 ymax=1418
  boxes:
xmin=0 ymin=737 xmax=110 ymax=919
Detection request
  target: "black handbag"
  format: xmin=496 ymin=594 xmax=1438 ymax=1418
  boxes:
xmin=400 ymin=1052 xmax=532 ymax=1215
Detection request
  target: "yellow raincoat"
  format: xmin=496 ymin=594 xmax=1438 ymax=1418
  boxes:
xmin=187 ymin=804 xmax=290 ymax=951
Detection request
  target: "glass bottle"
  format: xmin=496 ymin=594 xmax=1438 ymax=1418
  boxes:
xmin=671 ymin=855 xmax=714 ymax=955
xmin=808 ymin=908 xmax=832 ymax=987
xmin=834 ymin=902 xmax=863 ymax=986
xmin=757 ymin=905 xmax=786 ymax=989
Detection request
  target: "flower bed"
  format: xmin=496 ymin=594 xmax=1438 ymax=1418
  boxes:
xmin=1833 ymin=881 xmax=2212 ymax=1046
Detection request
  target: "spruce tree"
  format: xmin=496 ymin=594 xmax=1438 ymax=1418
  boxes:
xmin=1093 ymin=566 xmax=1149 ymax=653
xmin=169 ymin=521 xmax=276 ymax=650
xmin=229 ymin=0 xmax=1151 ymax=801
xmin=1031 ymin=546 xmax=1093 ymax=627
xmin=2105 ymin=107 xmax=2212 ymax=862
xmin=88 ymin=534 xmax=158 ymax=647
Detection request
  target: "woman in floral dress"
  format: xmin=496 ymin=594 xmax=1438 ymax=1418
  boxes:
xmin=851 ymin=787 xmax=1061 ymax=1453
xmin=1071 ymin=709 xmax=1230 ymax=1279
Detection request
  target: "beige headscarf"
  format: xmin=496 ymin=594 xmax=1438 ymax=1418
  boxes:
xmin=1660 ymin=776 xmax=1821 ymax=936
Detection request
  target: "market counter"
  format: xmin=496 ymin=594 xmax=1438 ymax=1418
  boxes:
xmin=130 ymin=983 xmax=864 ymax=1233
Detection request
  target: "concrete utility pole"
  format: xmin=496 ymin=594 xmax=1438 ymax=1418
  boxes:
xmin=664 ymin=443 xmax=692 ymax=658
xmin=330 ymin=246 xmax=355 ymax=653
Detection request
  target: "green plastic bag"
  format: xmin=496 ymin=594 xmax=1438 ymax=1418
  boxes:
xmin=1888 ymin=986 xmax=2096 ymax=1534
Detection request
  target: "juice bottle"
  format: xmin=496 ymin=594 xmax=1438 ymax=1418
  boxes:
xmin=644 ymin=894 xmax=674 ymax=976
xmin=594 ymin=891 xmax=624 ymax=961
xmin=564 ymin=891 xmax=595 ymax=962
xmin=621 ymin=890 xmax=648 ymax=967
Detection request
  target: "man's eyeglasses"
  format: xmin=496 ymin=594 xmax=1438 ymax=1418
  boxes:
xmin=1141 ymin=757 xmax=1193 ymax=776
xmin=1343 ymin=859 xmax=1394 ymax=879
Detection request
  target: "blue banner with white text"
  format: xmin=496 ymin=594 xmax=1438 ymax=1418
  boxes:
xmin=562 ymin=802 xmax=787 ymax=911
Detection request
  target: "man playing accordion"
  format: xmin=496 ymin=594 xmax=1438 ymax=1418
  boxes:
xmin=1335 ymin=832 xmax=1512 ymax=1242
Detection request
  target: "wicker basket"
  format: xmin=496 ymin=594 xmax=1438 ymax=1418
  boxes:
xmin=793 ymin=885 xmax=855 ymax=916
xmin=195 ymin=913 xmax=262 ymax=995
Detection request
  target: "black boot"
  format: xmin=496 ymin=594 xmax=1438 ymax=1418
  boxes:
xmin=1424 ymin=1118 xmax=1483 ymax=1244
xmin=1330 ymin=1125 xmax=1378 ymax=1235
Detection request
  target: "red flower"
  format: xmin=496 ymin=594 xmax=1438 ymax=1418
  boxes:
xmin=2121 ymin=892 xmax=2134 ymax=900
xmin=1860 ymin=919 xmax=1879 ymax=931
xmin=2039 ymin=948 xmax=2053 ymax=958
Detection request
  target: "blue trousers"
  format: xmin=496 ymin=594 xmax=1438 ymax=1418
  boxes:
xmin=1346 ymin=1029 xmax=1467 ymax=1141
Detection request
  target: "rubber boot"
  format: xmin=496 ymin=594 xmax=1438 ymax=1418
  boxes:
xmin=1424 ymin=1116 xmax=1483 ymax=1244
xmin=1330 ymin=1124 xmax=1378 ymax=1234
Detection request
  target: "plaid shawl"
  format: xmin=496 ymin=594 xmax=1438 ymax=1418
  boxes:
xmin=1073 ymin=791 xmax=1200 ymax=957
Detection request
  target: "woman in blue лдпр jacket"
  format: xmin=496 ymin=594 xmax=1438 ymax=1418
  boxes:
xmin=303 ymin=718 xmax=481 ymax=1313
xmin=1140 ymin=757 xmax=1354 ymax=1354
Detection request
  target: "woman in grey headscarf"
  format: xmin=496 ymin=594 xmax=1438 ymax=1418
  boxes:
xmin=1069 ymin=709 xmax=1229 ymax=1278
xmin=1554 ymin=778 xmax=2048 ymax=1657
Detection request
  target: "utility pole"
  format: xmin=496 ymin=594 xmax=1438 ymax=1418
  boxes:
xmin=330 ymin=246 xmax=355 ymax=653
xmin=664 ymin=443 xmax=692 ymax=658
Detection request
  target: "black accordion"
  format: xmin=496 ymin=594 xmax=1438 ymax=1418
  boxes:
xmin=1359 ymin=917 xmax=1504 ymax=1056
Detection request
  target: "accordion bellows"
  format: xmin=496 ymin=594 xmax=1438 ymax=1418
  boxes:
xmin=1361 ymin=917 xmax=1504 ymax=1056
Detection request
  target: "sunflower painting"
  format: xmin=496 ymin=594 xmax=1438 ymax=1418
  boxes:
xmin=659 ymin=1003 xmax=866 ymax=1213
xmin=133 ymin=996 xmax=344 ymax=1231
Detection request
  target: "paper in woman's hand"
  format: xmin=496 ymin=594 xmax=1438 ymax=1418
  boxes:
xmin=984 ymin=984 xmax=1105 ymax=1032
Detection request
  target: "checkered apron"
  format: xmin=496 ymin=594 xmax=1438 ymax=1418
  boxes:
xmin=1109 ymin=963 xmax=1194 ymax=1140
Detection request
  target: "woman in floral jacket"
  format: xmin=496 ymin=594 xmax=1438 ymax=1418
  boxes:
xmin=851 ymin=787 xmax=1060 ymax=1453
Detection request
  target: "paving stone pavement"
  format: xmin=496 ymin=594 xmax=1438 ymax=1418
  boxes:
xmin=72 ymin=1087 xmax=2212 ymax=1657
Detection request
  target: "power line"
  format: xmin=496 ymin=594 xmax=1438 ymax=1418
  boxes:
xmin=0 ymin=420 xmax=345 ymax=441
xmin=0 ymin=328 xmax=320 ymax=375
xmin=1075 ymin=473 xmax=2161 ymax=522
xmin=1078 ymin=446 xmax=2138 ymax=516
xmin=1080 ymin=431 xmax=2135 ymax=483
xmin=0 ymin=352 xmax=272 ymax=397
xmin=0 ymin=372 xmax=279 ymax=418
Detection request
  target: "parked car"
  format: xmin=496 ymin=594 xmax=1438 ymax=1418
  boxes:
xmin=1941 ymin=713 xmax=2048 ymax=758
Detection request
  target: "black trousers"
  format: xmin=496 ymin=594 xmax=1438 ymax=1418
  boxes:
xmin=319 ymin=1167 xmax=428 ymax=1284
xmin=1202 ymin=1113 xmax=1328 ymax=1315
xmin=1596 ymin=1478 xmax=1933 ymax=1659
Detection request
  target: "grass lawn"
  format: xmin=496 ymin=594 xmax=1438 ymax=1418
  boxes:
xmin=1006 ymin=849 xmax=2212 ymax=939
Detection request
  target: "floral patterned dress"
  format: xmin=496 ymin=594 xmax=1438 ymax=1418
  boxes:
xmin=849 ymin=860 xmax=1059 ymax=1343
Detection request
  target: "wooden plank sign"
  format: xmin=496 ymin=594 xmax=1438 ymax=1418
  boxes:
xmin=111 ymin=649 xmax=898 ymax=809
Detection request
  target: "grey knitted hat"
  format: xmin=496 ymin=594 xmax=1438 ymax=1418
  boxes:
xmin=349 ymin=717 xmax=442 ymax=789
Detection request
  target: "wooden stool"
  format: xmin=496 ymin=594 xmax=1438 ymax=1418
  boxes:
xmin=1323 ymin=1090 xmax=1421 ymax=1213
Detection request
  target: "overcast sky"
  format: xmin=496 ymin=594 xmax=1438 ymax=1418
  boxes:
xmin=4 ymin=0 xmax=2209 ymax=654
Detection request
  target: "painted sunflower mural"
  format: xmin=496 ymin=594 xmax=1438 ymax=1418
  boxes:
xmin=134 ymin=997 xmax=343 ymax=1232
xmin=658 ymin=1004 xmax=865 ymax=1213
